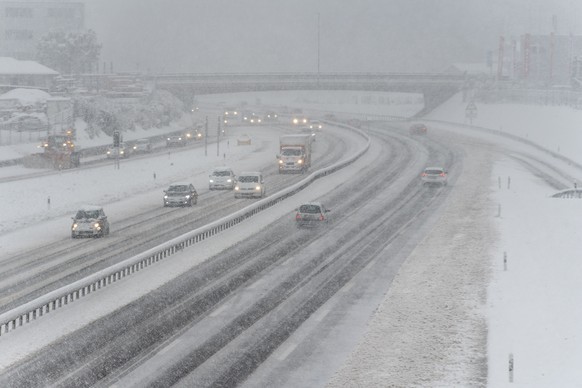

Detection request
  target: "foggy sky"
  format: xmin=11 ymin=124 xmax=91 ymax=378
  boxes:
xmin=83 ymin=0 xmax=582 ymax=74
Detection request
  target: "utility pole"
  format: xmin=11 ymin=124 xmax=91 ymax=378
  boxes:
xmin=217 ymin=116 xmax=221 ymax=157
xmin=317 ymin=12 xmax=321 ymax=88
xmin=204 ymin=116 xmax=208 ymax=157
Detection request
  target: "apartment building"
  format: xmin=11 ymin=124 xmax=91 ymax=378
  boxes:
xmin=0 ymin=1 xmax=84 ymax=60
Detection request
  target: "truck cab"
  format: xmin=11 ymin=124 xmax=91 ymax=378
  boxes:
xmin=277 ymin=134 xmax=312 ymax=174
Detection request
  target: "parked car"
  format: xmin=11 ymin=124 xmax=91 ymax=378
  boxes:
xmin=71 ymin=206 xmax=110 ymax=238
xmin=410 ymin=123 xmax=428 ymax=135
xmin=237 ymin=134 xmax=252 ymax=145
xmin=295 ymin=202 xmax=330 ymax=228
xmin=163 ymin=183 xmax=198 ymax=207
xmin=166 ymin=135 xmax=187 ymax=147
xmin=106 ymin=143 xmax=130 ymax=158
xmin=209 ymin=166 xmax=236 ymax=190
xmin=234 ymin=172 xmax=265 ymax=198
xmin=15 ymin=115 xmax=46 ymax=132
xmin=421 ymin=166 xmax=448 ymax=186
xmin=132 ymin=138 xmax=152 ymax=154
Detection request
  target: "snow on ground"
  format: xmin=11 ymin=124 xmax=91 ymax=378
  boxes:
xmin=0 ymin=124 xmax=286 ymax=255
xmin=488 ymin=159 xmax=582 ymax=387
xmin=426 ymin=92 xmax=582 ymax=167
xmin=0 ymin=112 xmax=372 ymax=370
xmin=328 ymin=94 xmax=582 ymax=387
xmin=1 ymin=90 xmax=582 ymax=386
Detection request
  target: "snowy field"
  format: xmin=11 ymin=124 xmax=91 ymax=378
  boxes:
xmin=328 ymin=94 xmax=582 ymax=387
xmin=1 ymin=90 xmax=582 ymax=386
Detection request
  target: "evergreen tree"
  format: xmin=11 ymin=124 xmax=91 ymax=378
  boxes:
xmin=37 ymin=30 xmax=102 ymax=74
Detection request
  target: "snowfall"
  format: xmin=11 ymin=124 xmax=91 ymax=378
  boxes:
xmin=0 ymin=89 xmax=581 ymax=387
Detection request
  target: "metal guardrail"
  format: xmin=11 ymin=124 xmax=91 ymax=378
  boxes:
xmin=423 ymin=118 xmax=582 ymax=172
xmin=0 ymin=123 xmax=370 ymax=336
xmin=551 ymin=189 xmax=582 ymax=198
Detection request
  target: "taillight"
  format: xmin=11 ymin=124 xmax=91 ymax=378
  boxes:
xmin=421 ymin=173 xmax=427 ymax=177
xmin=295 ymin=213 xmax=301 ymax=220
xmin=440 ymin=172 xmax=446 ymax=177
xmin=319 ymin=214 xmax=325 ymax=221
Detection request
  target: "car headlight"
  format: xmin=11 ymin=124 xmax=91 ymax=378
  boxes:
xmin=226 ymin=179 xmax=232 ymax=183
xmin=235 ymin=186 xmax=240 ymax=191
xmin=209 ymin=179 xmax=214 ymax=183
xmin=72 ymin=223 xmax=78 ymax=230
xmin=197 ymin=133 xmax=202 ymax=137
xmin=255 ymin=186 xmax=261 ymax=191
xmin=293 ymin=118 xmax=298 ymax=124
xmin=298 ymin=159 xmax=303 ymax=164
xmin=94 ymin=223 xmax=101 ymax=230
xmin=278 ymin=159 xmax=283 ymax=164
xmin=164 ymin=195 xmax=168 ymax=199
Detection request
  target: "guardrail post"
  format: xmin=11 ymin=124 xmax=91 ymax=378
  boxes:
xmin=509 ymin=353 xmax=514 ymax=382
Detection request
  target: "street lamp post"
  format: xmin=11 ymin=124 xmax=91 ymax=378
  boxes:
xmin=317 ymin=12 xmax=321 ymax=87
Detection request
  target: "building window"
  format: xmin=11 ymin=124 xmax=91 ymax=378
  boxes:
xmin=5 ymin=7 xmax=33 ymax=18
xmin=5 ymin=30 xmax=34 ymax=40
xmin=48 ymin=8 xmax=76 ymax=19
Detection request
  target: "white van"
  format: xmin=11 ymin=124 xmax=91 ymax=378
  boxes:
xmin=209 ymin=167 xmax=236 ymax=190
xmin=234 ymin=172 xmax=266 ymax=198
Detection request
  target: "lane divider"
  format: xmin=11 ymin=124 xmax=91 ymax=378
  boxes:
xmin=0 ymin=123 xmax=370 ymax=337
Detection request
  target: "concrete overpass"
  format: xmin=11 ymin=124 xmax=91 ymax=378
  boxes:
xmin=150 ymin=72 xmax=470 ymax=116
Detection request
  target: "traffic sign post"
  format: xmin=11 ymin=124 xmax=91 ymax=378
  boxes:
xmin=465 ymin=102 xmax=478 ymax=125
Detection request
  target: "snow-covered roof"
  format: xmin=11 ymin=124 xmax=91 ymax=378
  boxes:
xmin=0 ymin=57 xmax=58 ymax=75
xmin=0 ymin=88 xmax=52 ymax=104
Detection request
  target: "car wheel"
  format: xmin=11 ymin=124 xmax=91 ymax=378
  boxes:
xmin=71 ymin=233 xmax=76 ymax=239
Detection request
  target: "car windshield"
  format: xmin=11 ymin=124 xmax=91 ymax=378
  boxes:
xmin=168 ymin=185 xmax=189 ymax=192
xmin=299 ymin=205 xmax=321 ymax=214
xmin=425 ymin=169 xmax=443 ymax=175
xmin=212 ymin=170 xmax=231 ymax=177
xmin=75 ymin=210 xmax=100 ymax=219
xmin=281 ymin=149 xmax=302 ymax=156
xmin=238 ymin=176 xmax=258 ymax=183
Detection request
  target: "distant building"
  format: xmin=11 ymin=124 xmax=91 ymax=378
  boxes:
xmin=498 ymin=34 xmax=582 ymax=87
xmin=0 ymin=56 xmax=59 ymax=91
xmin=0 ymin=1 xmax=84 ymax=61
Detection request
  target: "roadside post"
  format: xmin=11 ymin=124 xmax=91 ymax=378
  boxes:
xmin=465 ymin=102 xmax=478 ymax=125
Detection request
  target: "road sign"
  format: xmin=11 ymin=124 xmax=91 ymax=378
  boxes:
xmin=465 ymin=102 xmax=478 ymax=119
